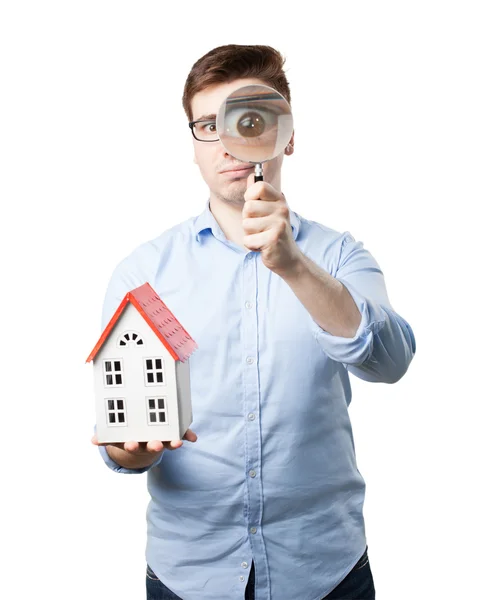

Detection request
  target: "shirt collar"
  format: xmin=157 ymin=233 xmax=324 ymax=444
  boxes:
xmin=194 ymin=198 xmax=300 ymax=243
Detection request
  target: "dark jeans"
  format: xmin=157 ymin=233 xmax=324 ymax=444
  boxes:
xmin=146 ymin=546 xmax=375 ymax=600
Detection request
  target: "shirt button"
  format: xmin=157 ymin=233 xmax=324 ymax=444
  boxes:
xmin=249 ymin=470 xmax=256 ymax=478
xmin=239 ymin=575 xmax=245 ymax=582
xmin=248 ymin=413 xmax=255 ymax=421
xmin=250 ymin=527 xmax=257 ymax=534
xmin=245 ymin=301 xmax=252 ymax=309
xmin=241 ymin=561 xmax=248 ymax=568
xmin=246 ymin=357 xmax=255 ymax=365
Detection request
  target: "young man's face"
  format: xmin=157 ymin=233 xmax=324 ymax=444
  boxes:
xmin=190 ymin=77 xmax=294 ymax=206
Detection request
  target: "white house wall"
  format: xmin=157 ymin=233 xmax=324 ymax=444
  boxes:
xmin=93 ymin=303 xmax=181 ymax=443
xmin=175 ymin=358 xmax=193 ymax=438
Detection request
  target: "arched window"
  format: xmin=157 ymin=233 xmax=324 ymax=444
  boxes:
xmin=118 ymin=331 xmax=144 ymax=347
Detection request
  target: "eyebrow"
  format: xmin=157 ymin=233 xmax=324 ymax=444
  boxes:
xmin=195 ymin=113 xmax=216 ymax=122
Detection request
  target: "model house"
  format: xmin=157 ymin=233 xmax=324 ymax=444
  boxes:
xmin=86 ymin=282 xmax=198 ymax=444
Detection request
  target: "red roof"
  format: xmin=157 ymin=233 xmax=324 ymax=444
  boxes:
xmin=86 ymin=282 xmax=198 ymax=363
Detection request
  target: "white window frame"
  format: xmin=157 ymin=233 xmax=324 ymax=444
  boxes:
xmin=105 ymin=398 xmax=127 ymax=427
xmin=144 ymin=357 xmax=166 ymax=387
xmin=103 ymin=358 xmax=124 ymax=387
xmin=146 ymin=396 xmax=168 ymax=425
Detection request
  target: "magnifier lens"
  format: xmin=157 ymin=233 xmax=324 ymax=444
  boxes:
xmin=217 ymin=84 xmax=293 ymax=164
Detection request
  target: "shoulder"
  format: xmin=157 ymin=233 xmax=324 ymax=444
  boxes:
xmin=296 ymin=212 xmax=356 ymax=262
xmin=101 ymin=216 xmax=198 ymax=328
xmin=105 ymin=215 xmax=196 ymax=293
xmin=117 ymin=215 xmax=196 ymax=271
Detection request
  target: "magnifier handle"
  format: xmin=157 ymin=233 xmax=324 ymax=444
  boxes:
xmin=254 ymin=164 xmax=263 ymax=183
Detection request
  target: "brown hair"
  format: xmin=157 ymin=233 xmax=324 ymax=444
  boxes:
xmin=182 ymin=44 xmax=291 ymax=122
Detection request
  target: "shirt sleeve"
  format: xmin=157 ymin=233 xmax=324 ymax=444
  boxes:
xmin=311 ymin=232 xmax=416 ymax=383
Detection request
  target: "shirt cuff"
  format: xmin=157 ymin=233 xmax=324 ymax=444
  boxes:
xmin=311 ymin=278 xmax=387 ymax=365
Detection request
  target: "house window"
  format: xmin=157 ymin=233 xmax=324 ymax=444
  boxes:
xmin=144 ymin=357 xmax=165 ymax=386
xmin=118 ymin=331 xmax=144 ymax=347
xmin=105 ymin=398 xmax=127 ymax=426
xmin=147 ymin=397 xmax=168 ymax=425
xmin=103 ymin=359 xmax=124 ymax=387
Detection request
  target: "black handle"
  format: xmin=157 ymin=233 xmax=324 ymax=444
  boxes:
xmin=254 ymin=175 xmax=263 ymax=182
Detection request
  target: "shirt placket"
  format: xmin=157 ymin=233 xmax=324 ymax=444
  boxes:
xmin=240 ymin=251 xmax=270 ymax=599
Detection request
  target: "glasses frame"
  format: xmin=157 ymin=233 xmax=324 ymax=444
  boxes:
xmin=188 ymin=119 xmax=219 ymax=143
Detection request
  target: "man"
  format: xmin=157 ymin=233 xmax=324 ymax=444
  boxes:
xmin=92 ymin=44 xmax=416 ymax=600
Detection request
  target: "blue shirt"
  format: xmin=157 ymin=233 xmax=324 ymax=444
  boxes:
xmin=97 ymin=199 xmax=416 ymax=600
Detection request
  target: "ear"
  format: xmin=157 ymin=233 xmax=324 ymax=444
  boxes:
xmin=285 ymin=130 xmax=295 ymax=155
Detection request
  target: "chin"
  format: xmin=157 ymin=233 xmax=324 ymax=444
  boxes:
xmin=219 ymin=187 xmax=247 ymax=205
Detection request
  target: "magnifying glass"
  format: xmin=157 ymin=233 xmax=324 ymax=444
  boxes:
xmin=217 ymin=84 xmax=294 ymax=182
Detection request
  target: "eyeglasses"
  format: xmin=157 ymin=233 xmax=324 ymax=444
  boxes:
xmin=188 ymin=119 xmax=219 ymax=142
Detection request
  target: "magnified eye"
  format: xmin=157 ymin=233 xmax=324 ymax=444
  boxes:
xmin=224 ymin=107 xmax=278 ymax=140
xmin=236 ymin=111 xmax=266 ymax=137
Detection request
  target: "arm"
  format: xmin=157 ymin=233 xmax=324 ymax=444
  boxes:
xmin=280 ymin=251 xmax=362 ymax=338
xmin=280 ymin=232 xmax=416 ymax=384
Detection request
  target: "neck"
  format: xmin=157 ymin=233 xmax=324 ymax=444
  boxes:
xmin=208 ymin=195 xmax=247 ymax=249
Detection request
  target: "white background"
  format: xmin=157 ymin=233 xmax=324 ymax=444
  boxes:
xmin=1 ymin=1 xmax=477 ymax=598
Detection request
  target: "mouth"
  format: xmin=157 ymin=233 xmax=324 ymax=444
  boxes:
xmin=219 ymin=165 xmax=255 ymax=177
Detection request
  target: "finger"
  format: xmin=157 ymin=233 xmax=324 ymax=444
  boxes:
xmin=183 ymin=429 xmax=198 ymax=442
xmin=123 ymin=441 xmax=140 ymax=453
xmin=169 ymin=439 xmax=184 ymax=449
xmin=244 ymin=181 xmax=265 ymax=202
xmin=146 ymin=441 xmax=164 ymax=453
xmin=244 ymin=230 xmax=271 ymax=251
xmin=243 ymin=199 xmax=276 ymax=219
xmin=91 ymin=435 xmax=111 ymax=447
xmin=162 ymin=440 xmax=182 ymax=451
xmin=243 ymin=215 xmax=271 ymax=235
xmin=244 ymin=180 xmax=279 ymax=203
